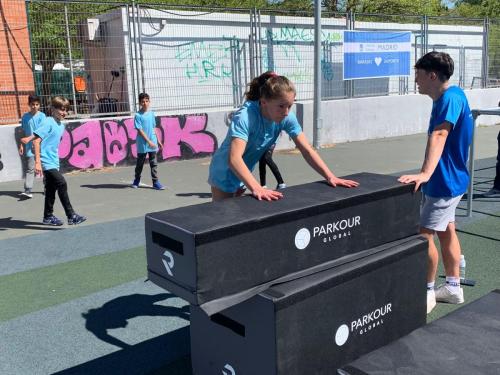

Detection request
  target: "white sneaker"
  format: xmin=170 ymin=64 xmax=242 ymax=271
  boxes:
xmin=483 ymin=188 xmax=500 ymax=197
xmin=435 ymin=284 xmax=464 ymax=304
xmin=276 ymin=183 xmax=287 ymax=190
xmin=20 ymin=191 xmax=33 ymax=199
xmin=427 ymin=289 xmax=436 ymax=314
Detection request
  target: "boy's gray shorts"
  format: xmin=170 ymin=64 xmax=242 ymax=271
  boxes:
xmin=420 ymin=194 xmax=463 ymax=232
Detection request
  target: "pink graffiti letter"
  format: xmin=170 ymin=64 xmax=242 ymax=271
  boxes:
xmin=123 ymin=118 xmax=138 ymax=158
xmin=160 ymin=115 xmax=215 ymax=159
xmin=103 ymin=120 xmax=129 ymax=165
xmin=67 ymin=120 xmax=103 ymax=169
xmin=59 ymin=129 xmax=72 ymax=160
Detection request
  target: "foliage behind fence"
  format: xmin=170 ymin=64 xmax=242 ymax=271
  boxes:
xmin=1 ymin=0 xmax=499 ymax=125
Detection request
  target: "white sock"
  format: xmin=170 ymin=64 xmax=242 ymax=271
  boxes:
xmin=427 ymin=282 xmax=435 ymax=291
xmin=445 ymin=276 xmax=460 ymax=292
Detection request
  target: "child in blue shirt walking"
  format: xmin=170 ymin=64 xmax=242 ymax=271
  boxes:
xmin=208 ymin=71 xmax=358 ymax=201
xmin=18 ymin=95 xmax=46 ymax=198
xmin=131 ymin=93 xmax=164 ymax=190
xmin=24 ymin=96 xmax=86 ymax=226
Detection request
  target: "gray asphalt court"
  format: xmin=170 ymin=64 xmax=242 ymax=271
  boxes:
xmin=1 ymin=125 xmax=499 ymax=375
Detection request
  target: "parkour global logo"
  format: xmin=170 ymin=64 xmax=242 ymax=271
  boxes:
xmin=295 ymin=228 xmax=311 ymax=250
xmin=162 ymin=250 xmax=174 ymax=276
xmin=335 ymin=302 xmax=392 ymax=346
xmin=295 ymin=215 xmax=361 ymax=250
xmin=222 ymin=363 xmax=236 ymax=375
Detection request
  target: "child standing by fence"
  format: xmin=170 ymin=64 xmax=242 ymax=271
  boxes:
xmin=18 ymin=95 xmax=46 ymax=198
xmin=131 ymin=93 xmax=165 ymax=190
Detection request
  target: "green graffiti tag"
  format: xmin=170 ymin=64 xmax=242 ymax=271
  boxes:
xmin=175 ymin=41 xmax=235 ymax=83
xmin=266 ymin=26 xmax=342 ymax=43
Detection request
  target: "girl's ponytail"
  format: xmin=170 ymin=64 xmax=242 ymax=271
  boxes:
xmin=244 ymin=71 xmax=295 ymax=101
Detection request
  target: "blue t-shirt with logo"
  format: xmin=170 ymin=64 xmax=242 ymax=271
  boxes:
xmin=208 ymin=100 xmax=302 ymax=192
xmin=33 ymin=117 xmax=65 ymax=171
xmin=21 ymin=111 xmax=46 ymax=157
xmin=134 ymin=110 xmax=158 ymax=153
xmin=422 ymin=86 xmax=473 ymax=198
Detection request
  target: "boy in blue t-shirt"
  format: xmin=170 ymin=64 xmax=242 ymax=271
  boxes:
xmin=22 ymin=96 xmax=86 ymax=226
xmin=18 ymin=95 xmax=46 ymax=198
xmin=399 ymin=52 xmax=473 ymax=314
xmin=131 ymin=93 xmax=164 ymax=190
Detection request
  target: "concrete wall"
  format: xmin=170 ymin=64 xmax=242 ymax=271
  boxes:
xmin=299 ymin=88 xmax=500 ymax=146
xmin=1 ymin=88 xmax=499 ymax=183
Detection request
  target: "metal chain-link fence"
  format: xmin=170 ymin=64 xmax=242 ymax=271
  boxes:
xmin=489 ymin=18 xmax=500 ymax=90
xmin=1 ymin=0 xmax=499 ymax=124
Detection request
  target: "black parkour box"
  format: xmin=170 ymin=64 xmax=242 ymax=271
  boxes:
xmin=145 ymin=172 xmax=420 ymax=306
xmin=340 ymin=290 xmax=500 ymax=375
xmin=190 ymin=236 xmax=428 ymax=375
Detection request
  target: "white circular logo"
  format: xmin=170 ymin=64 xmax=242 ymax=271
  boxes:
xmin=335 ymin=324 xmax=349 ymax=346
xmin=294 ymin=228 xmax=311 ymax=250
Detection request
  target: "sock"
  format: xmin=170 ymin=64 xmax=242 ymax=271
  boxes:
xmin=445 ymin=276 xmax=460 ymax=292
xmin=427 ymin=282 xmax=435 ymax=291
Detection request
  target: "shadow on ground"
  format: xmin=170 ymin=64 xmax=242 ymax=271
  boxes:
xmin=81 ymin=184 xmax=132 ymax=189
xmin=0 ymin=217 xmax=63 ymax=231
xmin=53 ymin=327 xmax=191 ymax=375
xmin=81 ymin=293 xmax=189 ymax=349
xmin=0 ymin=190 xmax=44 ymax=201
xmin=176 ymin=192 xmax=212 ymax=199
xmin=54 ymin=293 xmax=192 ymax=375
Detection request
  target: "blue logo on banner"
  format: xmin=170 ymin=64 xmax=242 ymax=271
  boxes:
xmin=343 ymin=31 xmax=411 ymax=80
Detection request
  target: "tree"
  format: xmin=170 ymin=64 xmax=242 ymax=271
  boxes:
xmin=451 ymin=0 xmax=500 ymax=17
xmin=449 ymin=0 xmax=500 ymax=82
xmin=322 ymin=0 xmax=339 ymax=12
xmin=27 ymin=1 xmax=118 ymax=109
xmin=358 ymin=0 xmax=446 ymax=15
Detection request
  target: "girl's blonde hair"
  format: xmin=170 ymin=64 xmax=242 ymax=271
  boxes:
xmin=244 ymin=71 xmax=296 ymax=101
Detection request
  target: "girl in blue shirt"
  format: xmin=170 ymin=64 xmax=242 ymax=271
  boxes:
xmin=208 ymin=72 xmax=358 ymax=201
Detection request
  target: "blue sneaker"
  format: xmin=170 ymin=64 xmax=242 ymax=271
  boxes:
xmin=131 ymin=178 xmax=140 ymax=188
xmin=68 ymin=213 xmax=87 ymax=225
xmin=42 ymin=215 xmax=63 ymax=226
xmin=152 ymin=181 xmax=165 ymax=190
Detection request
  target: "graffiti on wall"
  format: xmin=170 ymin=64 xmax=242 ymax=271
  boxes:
xmin=175 ymin=41 xmax=234 ymax=83
xmin=264 ymin=26 xmax=342 ymax=83
xmin=173 ymin=25 xmax=342 ymax=85
xmin=58 ymin=114 xmax=217 ymax=172
xmin=266 ymin=26 xmax=343 ymax=44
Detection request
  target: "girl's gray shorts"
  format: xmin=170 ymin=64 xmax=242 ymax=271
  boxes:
xmin=420 ymin=194 xmax=463 ymax=232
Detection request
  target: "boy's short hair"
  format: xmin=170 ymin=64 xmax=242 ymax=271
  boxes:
xmin=414 ymin=51 xmax=454 ymax=82
xmin=28 ymin=94 xmax=41 ymax=104
xmin=138 ymin=92 xmax=150 ymax=101
xmin=51 ymin=96 xmax=70 ymax=110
